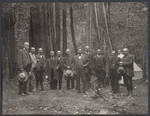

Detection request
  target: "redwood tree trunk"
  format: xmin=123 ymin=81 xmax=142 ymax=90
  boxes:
xmin=62 ymin=6 xmax=67 ymax=57
xmin=70 ymin=5 xmax=77 ymax=55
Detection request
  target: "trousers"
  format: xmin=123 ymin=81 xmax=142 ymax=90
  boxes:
xmin=95 ymin=69 xmax=106 ymax=87
xmin=123 ymin=74 xmax=133 ymax=92
xmin=75 ymin=68 xmax=86 ymax=92
xmin=36 ymin=69 xmax=45 ymax=91
xmin=110 ymin=69 xmax=119 ymax=93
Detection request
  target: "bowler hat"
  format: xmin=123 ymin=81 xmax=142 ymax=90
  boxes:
xmin=18 ymin=70 xmax=28 ymax=82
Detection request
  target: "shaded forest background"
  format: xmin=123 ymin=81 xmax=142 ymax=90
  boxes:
xmin=2 ymin=2 xmax=148 ymax=79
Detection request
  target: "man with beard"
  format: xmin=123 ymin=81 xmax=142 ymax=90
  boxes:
xmin=18 ymin=42 xmax=31 ymax=95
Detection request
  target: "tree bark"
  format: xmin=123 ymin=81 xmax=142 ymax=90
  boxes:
xmin=102 ymin=2 xmax=113 ymax=51
xmin=70 ymin=5 xmax=77 ymax=55
xmin=62 ymin=5 xmax=67 ymax=56
xmin=55 ymin=3 xmax=61 ymax=51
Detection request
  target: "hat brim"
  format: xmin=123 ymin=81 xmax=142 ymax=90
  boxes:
xmin=18 ymin=70 xmax=28 ymax=82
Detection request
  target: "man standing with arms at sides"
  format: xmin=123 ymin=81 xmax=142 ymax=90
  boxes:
xmin=84 ymin=46 xmax=93 ymax=90
xmin=122 ymin=48 xmax=134 ymax=97
xmin=46 ymin=51 xmax=58 ymax=90
xmin=93 ymin=49 xmax=107 ymax=88
xmin=18 ymin=42 xmax=31 ymax=95
xmin=56 ymin=51 xmax=64 ymax=90
xmin=109 ymin=50 xmax=121 ymax=94
xmin=63 ymin=49 xmax=74 ymax=89
xmin=29 ymin=47 xmax=37 ymax=93
xmin=35 ymin=48 xmax=46 ymax=91
xmin=73 ymin=48 xmax=89 ymax=93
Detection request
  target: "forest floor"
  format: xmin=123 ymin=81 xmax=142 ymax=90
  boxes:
xmin=2 ymin=76 xmax=148 ymax=115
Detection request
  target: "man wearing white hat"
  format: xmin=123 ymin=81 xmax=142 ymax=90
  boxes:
xmin=122 ymin=48 xmax=134 ymax=97
xmin=18 ymin=42 xmax=31 ymax=95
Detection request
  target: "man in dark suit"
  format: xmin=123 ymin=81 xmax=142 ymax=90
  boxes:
xmin=109 ymin=50 xmax=121 ymax=94
xmin=84 ymin=46 xmax=93 ymax=90
xmin=35 ymin=48 xmax=46 ymax=91
xmin=18 ymin=42 xmax=31 ymax=95
xmin=122 ymin=48 xmax=134 ymax=97
xmin=56 ymin=50 xmax=64 ymax=90
xmin=93 ymin=49 xmax=107 ymax=88
xmin=46 ymin=51 xmax=58 ymax=90
xmin=73 ymin=48 xmax=89 ymax=93
xmin=63 ymin=49 xmax=74 ymax=89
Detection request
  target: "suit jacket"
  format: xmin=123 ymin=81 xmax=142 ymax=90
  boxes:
xmin=73 ymin=54 xmax=89 ymax=73
xmin=122 ymin=54 xmax=134 ymax=77
xmin=109 ymin=55 xmax=121 ymax=70
xmin=18 ymin=48 xmax=31 ymax=72
xmin=36 ymin=53 xmax=46 ymax=71
xmin=63 ymin=55 xmax=73 ymax=70
xmin=56 ymin=56 xmax=64 ymax=71
xmin=29 ymin=52 xmax=37 ymax=70
xmin=85 ymin=52 xmax=94 ymax=72
xmin=93 ymin=55 xmax=106 ymax=70
xmin=46 ymin=57 xmax=58 ymax=81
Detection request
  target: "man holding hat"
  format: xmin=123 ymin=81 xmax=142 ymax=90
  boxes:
xmin=35 ymin=48 xmax=46 ymax=91
xmin=63 ymin=48 xmax=74 ymax=89
xmin=18 ymin=42 xmax=31 ymax=95
xmin=122 ymin=48 xmax=134 ymax=97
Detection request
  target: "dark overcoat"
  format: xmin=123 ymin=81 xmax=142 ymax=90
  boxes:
xmin=93 ymin=55 xmax=106 ymax=71
xmin=46 ymin=57 xmax=58 ymax=81
xmin=18 ymin=48 xmax=31 ymax=72
xmin=36 ymin=53 xmax=46 ymax=71
xmin=73 ymin=54 xmax=89 ymax=74
xmin=122 ymin=54 xmax=134 ymax=77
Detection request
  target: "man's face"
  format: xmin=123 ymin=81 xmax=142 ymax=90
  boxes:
xmin=50 ymin=51 xmax=54 ymax=57
xmin=24 ymin=42 xmax=29 ymax=50
xmin=78 ymin=49 xmax=82 ymax=54
xmin=85 ymin=46 xmax=90 ymax=52
xmin=66 ymin=49 xmax=70 ymax=55
xmin=97 ymin=49 xmax=101 ymax=55
xmin=57 ymin=51 xmax=61 ymax=56
xmin=123 ymin=49 xmax=128 ymax=56
xmin=31 ymin=48 xmax=35 ymax=53
xmin=38 ymin=49 xmax=43 ymax=54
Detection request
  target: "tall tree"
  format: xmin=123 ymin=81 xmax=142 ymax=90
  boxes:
xmin=62 ymin=4 xmax=67 ymax=56
xmin=55 ymin=3 xmax=61 ymax=51
xmin=70 ymin=5 xmax=77 ymax=55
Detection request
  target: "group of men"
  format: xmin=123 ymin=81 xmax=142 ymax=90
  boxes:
xmin=17 ymin=42 xmax=134 ymax=97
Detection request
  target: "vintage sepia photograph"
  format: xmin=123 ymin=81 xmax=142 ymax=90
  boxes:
xmin=2 ymin=2 xmax=148 ymax=115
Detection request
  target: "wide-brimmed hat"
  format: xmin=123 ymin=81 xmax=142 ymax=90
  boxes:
xmin=64 ymin=70 xmax=73 ymax=77
xmin=18 ymin=70 xmax=28 ymax=82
